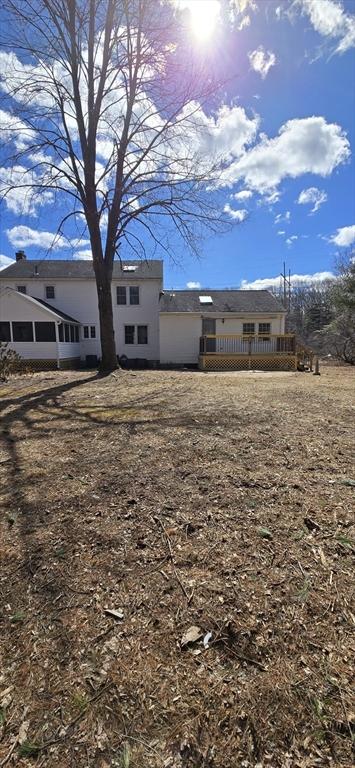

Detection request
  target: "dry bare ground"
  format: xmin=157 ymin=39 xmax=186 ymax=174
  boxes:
xmin=0 ymin=365 xmax=354 ymax=768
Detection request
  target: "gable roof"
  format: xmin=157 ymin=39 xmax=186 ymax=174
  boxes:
xmin=159 ymin=290 xmax=285 ymax=314
xmin=1 ymin=287 xmax=80 ymax=324
xmin=0 ymin=259 xmax=163 ymax=280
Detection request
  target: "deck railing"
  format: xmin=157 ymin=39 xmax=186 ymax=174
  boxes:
xmin=199 ymin=334 xmax=296 ymax=355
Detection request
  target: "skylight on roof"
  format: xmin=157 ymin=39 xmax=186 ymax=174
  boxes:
xmin=199 ymin=295 xmax=213 ymax=304
xmin=122 ymin=265 xmax=137 ymax=272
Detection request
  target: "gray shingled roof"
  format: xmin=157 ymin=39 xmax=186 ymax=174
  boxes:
xmin=0 ymin=259 xmax=163 ymax=280
xmin=159 ymin=290 xmax=285 ymax=313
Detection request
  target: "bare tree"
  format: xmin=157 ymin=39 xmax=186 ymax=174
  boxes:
xmin=0 ymin=0 xmax=232 ymax=370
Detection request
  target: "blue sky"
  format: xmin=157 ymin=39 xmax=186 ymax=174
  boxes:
xmin=0 ymin=0 xmax=354 ymax=291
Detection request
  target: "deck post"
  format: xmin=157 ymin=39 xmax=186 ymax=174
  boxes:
xmin=313 ymin=358 xmax=320 ymax=376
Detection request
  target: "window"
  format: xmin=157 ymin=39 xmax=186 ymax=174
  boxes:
xmin=45 ymin=286 xmax=55 ymax=299
xmin=243 ymin=323 xmax=255 ymax=335
xmin=258 ymin=323 xmax=271 ymax=340
xmin=12 ymin=322 xmax=33 ymax=342
xmin=70 ymin=325 xmax=75 ymax=342
xmin=75 ymin=326 xmax=79 ymax=343
xmin=0 ymin=322 xmax=11 ymax=342
xmin=124 ymin=325 xmax=135 ymax=344
xmin=58 ymin=324 xmax=64 ymax=342
xmin=35 ymin=322 xmax=56 ymax=342
xmin=64 ymin=324 xmax=70 ymax=342
xmin=90 ymin=326 xmax=96 ymax=338
xmin=17 ymin=286 xmax=26 ymax=294
xmin=137 ymin=325 xmax=148 ymax=344
xmin=129 ymin=286 xmax=139 ymax=305
xmin=117 ymin=286 xmax=127 ymax=305
xmin=83 ymin=326 xmax=89 ymax=339
xmin=259 ymin=323 xmax=271 ymax=335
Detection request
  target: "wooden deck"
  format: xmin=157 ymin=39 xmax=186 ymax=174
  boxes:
xmin=199 ymin=334 xmax=313 ymax=371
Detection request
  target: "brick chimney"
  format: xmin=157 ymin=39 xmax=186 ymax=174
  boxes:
xmin=15 ymin=250 xmax=26 ymax=261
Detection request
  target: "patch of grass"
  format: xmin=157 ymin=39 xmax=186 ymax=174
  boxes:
xmin=258 ymin=526 xmax=273 ymax=540
xmin=119 ymin=744 xmax=131 ymax=768
xmin=18 ymin=741 xmax=40 ymax=758
xmin=336 ymin=534 xmax=354 ymax=550
xmin=297 ymin=579 xmax=311 ymax=603
xmin=71 ymin=692 xmax=88 ymax=713
xmin=10 ymin=611 xmax=25 ymax=624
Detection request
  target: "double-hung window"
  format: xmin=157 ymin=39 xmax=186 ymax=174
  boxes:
xmin=117 ymin=286 xmax=127 ymax=305
xmin=258 ymin=322 xmax=271 ymax=340
xmin=0 ymin=322 xmax=11 ymax=342
xmin=124 ymin=325 xmax=135 ymax=344
xmin=17 ymin=286 xmax=26 ymax=294
xmin=45 ymin=286 xmax=55 ymax=299
xmin=124 ymin=325 xmax=148 ymax=344
xmin=129 ymin=286 xmax=139 ymax=305
xmin=243 ymin=323 xmax=255 ymax=335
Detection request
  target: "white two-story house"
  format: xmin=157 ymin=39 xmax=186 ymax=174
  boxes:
xmin=0 ymin=251 xmax=289 ymax=370
xmin=0 ymin=252 xmax=162 ymax=368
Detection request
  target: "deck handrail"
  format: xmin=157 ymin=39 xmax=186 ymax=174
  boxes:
xmin=199 ymin=333 xmax=296 ymax=355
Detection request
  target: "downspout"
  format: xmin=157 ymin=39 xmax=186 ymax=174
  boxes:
xmin=55 ymin=322 xmax=60 ymax=370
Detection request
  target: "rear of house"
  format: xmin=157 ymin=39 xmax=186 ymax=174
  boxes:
xmin=159 ymin=289 xmax=289 ymax=369
xmin=0 ymin=254 xmax=162 ymax=368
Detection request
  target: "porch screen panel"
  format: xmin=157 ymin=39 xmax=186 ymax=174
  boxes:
xmin=0 ymin=322 xmax=11 ymax=341
xmin=35 ymin=322 xmax=56 ymax=342
xmin=12 ymin=322 xmax=34 ymax=341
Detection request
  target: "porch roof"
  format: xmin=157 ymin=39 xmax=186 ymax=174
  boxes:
xmin=159 ymin=289 xmax=285 ymax=314
xmin=2 ymin=288 xmax=80 ymax=324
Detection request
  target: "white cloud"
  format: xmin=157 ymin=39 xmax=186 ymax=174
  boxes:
xmin=0 ymin=166 xmax=54 ymax=216
xmin=277 ymin=230 xmax=286 ymax=235
xmin=224 ymin=204 xmax=248 ymax=221
xmin=6 ymin=226 xmax=67 ymax=250
xmin=286 ymin=235 xmax=299 ymax=246
xmin=298 ymin=0 xmax=355 ymax=54
xmin=6 ymin=226 xmax=90 ymax=252
xmin=264 ymin=190 xmax=280 ymax=204
xmin=186 ymin=281 xmax=201 ymax=289
xmin=297 ymin=186 xmax=327 ymax=213
xmin=218 ymin=116 xmax=350 ymax=192
xmin=73 ymin=249 xmax=93 ymax=260
xmin=330 ymin=224 xmax=355 ymax=247
xmin=275 ymin=211 xmax=291 ymax=224
xmin=0 ymin=254 xmax=15 ymax=271
xmin=248 ymin=46 xmax=277 ymax=78
xmin=232 ymin=189 xmax=253 ymax=201
xmin=240 ymin=270 xmax=335 ymax=290
xmin=0 ymin=110 xmax=35 ymax=150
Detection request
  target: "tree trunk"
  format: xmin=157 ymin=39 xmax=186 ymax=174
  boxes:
xmin=95 ymin=272 xmax=118 ymax=372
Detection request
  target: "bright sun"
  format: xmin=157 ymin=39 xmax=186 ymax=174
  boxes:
xmin=181 ymin=0 xmax=220 ymax=43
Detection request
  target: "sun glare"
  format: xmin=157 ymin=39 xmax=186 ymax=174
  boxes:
xmin=183 ymin=0 xmax=221 ymax=43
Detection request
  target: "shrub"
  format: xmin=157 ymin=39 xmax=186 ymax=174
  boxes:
xmin=0 ymin=342 xmax=21 ymax=380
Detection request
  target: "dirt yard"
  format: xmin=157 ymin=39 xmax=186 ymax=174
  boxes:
xmin=0 ymin=365 xmax=354 ymax=767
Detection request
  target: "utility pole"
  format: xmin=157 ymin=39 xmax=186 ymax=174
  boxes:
xmin=280 ymin=262 xmax=292 ymax=310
